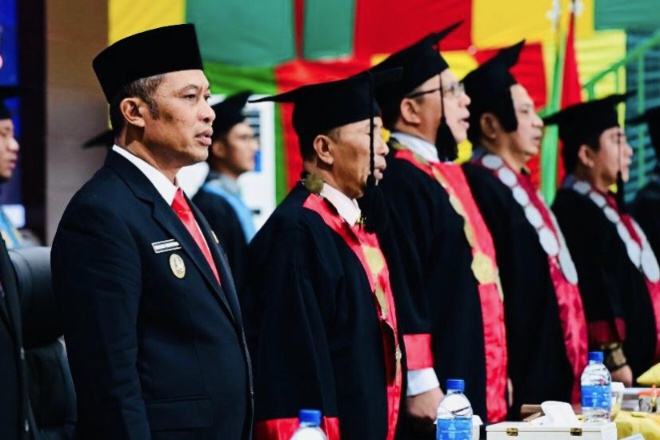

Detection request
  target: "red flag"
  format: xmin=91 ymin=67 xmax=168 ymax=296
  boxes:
xmin=556 ymin=1 xmax=582 ymax=184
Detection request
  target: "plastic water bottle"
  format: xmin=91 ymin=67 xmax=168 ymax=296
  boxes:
xmin=581 ymin=351 xmax=612 ymax=423
xmin=436 ymin=379 xmax=473 ymax=440
xmin=290 ymin=409 xmax=328 ymax=440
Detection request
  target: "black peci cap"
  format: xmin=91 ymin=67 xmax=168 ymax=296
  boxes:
xmin=250 ymin=68 xmax=402 ymax=139
xmin=369 ymin=21 xmax=462 ymax=109
xmin=93 ymin=24 xmax=204 ymax=103
xmin=211 ymin=91 xmax=252 ymax=140
xmin=543 ymin=94 xmax=628 ymax=147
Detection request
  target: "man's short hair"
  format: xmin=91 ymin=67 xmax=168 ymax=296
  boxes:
xmin=298 ymin=127 xmax=340 ymax=161
xmin=563 ymin=135 xmax=600 ymax=174
xmin=108 ymin=75 xmax=164 ymax=135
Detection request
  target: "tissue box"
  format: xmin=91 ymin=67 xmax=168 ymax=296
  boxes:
xmin=486 ymin=422 xmax=617 ymax=440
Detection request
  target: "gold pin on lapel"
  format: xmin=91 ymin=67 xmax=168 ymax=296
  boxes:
xmin=211 ymin=231 xmax=220 ymax=244
xmin=169 ymin=253 xmax=186 ymax=279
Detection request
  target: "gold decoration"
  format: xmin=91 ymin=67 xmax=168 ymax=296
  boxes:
xmin=472 ymin=251 xmax=496 ymax=285
xmin=395 ymin=345 xmax=402 ymax=379
xmin=169 ymin=253 xmax=186 ymax=279
xmin=463 ymin=223 xmax=476 ymax=247
xmin=363 ymin=245 xmax=385 ymax=276
xmin=374 ymin=285 xmax=389 ymax=319
xmin=211 ymin=231 xmax=220 ymax=244
xmin=303 ymin=172 xmax=324 ymax=194
xmin=495 ymin=271 xmax=504 ymax=301
xmin=431 ymin=167 xmax=448 ymax=189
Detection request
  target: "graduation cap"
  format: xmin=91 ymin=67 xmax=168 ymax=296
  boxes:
xmin=211 ymin=91 xmax=252 ymax=140
xmin=82 ymin=129 xmax=114 ymax=149
xmin=370 ymin=21 xmax=462 ymax=109
xmin=250 ymin=68 xmax=402 ymax=140
xmin=462 ymin=40 xmax=525 ymax=138
xmin=543 ymin=94 xmax=628 ymax=147
xmin=628 ymin=106 xmax=660 ymax=155
xmin=93 ymin=24 xmax=203 ymax=103
xmin=0 ymin=85 xmax=23 ymax=120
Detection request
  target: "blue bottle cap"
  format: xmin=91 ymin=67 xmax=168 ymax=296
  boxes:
xmin=446 ymin=378 xmax=465 ymax=392
xmin=299 ymin=409 xmax=322 ymax=426
xmin=588 ymin=351 xmax=604 ymax=362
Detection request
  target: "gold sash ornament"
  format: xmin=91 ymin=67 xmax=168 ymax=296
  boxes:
xmin=363 ymin=243 xmax=400 ymax=378
xmin=430 ymin=161 xmax=501 ymax=296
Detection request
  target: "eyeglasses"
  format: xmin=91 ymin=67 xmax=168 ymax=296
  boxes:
xmin=444 ymin=82 xmax=466 ymax=98
xmin=405 ymin=82 xmax=466 ymax=99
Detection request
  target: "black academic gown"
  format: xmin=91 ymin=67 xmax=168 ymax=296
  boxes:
xmin=554 ymin=188 xmax=658 ymax=380
xmin=0 ymin=238 xmax=30 ymax=440
xmin=241 ymin=183 xmax=404 ymax=440
xmin=463 ymin=163 xmax=575 ymax=417
xmin=193 ymin=185 xmax=249 ymax=293
xmin=52 ymin=151 xmax=253 ymax=440
xmin=632 ymin=178 xmax=660 ymax=259
xmin=377 ymin=143 xmax=495 ymax=424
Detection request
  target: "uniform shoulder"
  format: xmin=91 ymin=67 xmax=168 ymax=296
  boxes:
xmin=192 ymin=188 xmax=235 ymax=214
xmin=253 ymin=186 xmax=324 ymax=238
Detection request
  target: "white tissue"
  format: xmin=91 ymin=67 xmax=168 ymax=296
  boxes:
xmin=540 ymin=401 xmax=581 ymax=426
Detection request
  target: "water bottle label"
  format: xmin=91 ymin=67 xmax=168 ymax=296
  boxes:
xmin=581 ymin=384 xmax=611 ymax=409
xmin=436 ymin=418 xmax=471 ymax=440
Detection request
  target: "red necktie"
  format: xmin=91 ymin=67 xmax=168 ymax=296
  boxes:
xmin=172 ymin=188 xmax=221 ymax=285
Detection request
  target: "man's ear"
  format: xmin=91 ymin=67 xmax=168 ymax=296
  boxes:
xmin=399 ymin=98 xmax=421 ymax=125
xmin=211 ymin=138 xmax=228 ymax=159
xmin=480 ymin=113 xmax=500 ymax=140
xmin=120 ymin=97 xmax=148 ymax=129
xmin=312 ymin=134 xmax=334 ymax=166
xmin=577 ymin=144 xmax=596 ymax=169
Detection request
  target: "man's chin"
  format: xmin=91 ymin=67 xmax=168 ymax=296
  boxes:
xmin=451 ymin=129 xmax=468 ymax=144
xmin=524 ymin=148 xmax=539 ymax=161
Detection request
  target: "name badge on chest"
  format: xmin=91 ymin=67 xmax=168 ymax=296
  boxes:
xmin=151 ymin=239 xmax=182 ymax=254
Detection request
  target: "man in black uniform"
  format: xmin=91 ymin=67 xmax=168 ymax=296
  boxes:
xmin=52 ymin=24 xmax=253 ymax=439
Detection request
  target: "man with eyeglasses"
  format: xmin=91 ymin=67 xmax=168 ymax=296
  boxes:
xmin=462 ymin=41 xmax=587 ymax=417
xmin=370 ymin=22 xmax=509 ymax=436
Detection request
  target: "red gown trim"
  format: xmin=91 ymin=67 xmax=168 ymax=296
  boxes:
xmin=587 ymin=319 xmax=626 ymax=346
xmin=402 ymin=333 xmax=433 ymax=370
xmin=255 ymin=416 xmax=341 ymax=440
xmin=303 ymin=193 xmax=402 ymax=440
xmin=396 ymin=149 xmax=508 ymax=422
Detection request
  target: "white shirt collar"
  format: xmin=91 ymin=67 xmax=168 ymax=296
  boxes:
xmin=391 ymin=132 xmax=439 ymax=163
xmin=320 ymin=183 xmax=361 ymax=227
xmin=112 ymin=145 xmax=179 ymax=205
